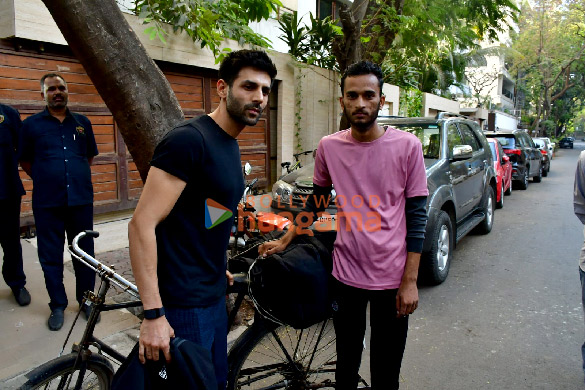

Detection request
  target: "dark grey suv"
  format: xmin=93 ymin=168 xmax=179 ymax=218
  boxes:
xmin=485 ymin=130 xmax=543 ymax=190
xmin=382 ymin=114 xmax=496 ymax=284
xmin=271 ymin=114 xmax=496 ymax=284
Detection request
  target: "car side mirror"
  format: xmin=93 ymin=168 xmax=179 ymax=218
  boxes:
xmin=451 ymin=145 xmax=473 ymax=160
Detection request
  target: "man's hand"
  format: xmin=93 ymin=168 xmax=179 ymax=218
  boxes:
xmin=396 ymin=280 xmax=418 ymax=318
xmin=226 ymin=270 xmax=234 ymax=286
xmin=138 ymin=316 xmax=175 ymax=364
xmin=258 ymin=239 xmax=287 ymax=257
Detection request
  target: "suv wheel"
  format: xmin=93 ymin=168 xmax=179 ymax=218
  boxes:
xmin=517 ymin=169 xmax=528 ymax=190
xmin=533 ymin=165 xmax=542 ymax=183
xmin=476 ymin=186 xmax=494 ymax=234
xmin=421 ymin=210 xmax=453 ymax=285
xmin=496 ymin=184 xmax=504 ymax=209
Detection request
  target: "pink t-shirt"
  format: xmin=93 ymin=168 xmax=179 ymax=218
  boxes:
xmin=313 ymin=126 xmax=428 ymax=290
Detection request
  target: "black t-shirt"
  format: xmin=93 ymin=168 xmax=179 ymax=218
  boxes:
xmin=151 ymin=115 xmax=244 ymax=308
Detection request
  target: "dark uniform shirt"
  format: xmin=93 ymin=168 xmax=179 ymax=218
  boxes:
xmin=150 ymin=115 xmax=244 ymax=307
xmin=0 ymin=104 xmax=25 ymax=200
xmin=21 ymin=108 xmax=98 ymax=208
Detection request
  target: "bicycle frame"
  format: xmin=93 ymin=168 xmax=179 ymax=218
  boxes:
xmin=65 ymin=231 xmax=142 ymax=364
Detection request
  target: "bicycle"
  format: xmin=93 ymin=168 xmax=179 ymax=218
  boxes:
xmin=279 ymin=150 xmax=315 ymax=179
xmin=19 ymin=230 xmax=370 ymax=389
xmin=18 ymin=230 xmax=142 ymax=389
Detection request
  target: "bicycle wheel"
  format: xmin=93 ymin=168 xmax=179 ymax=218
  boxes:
xmin=227 ymin=317 xmax=338 ymax=389
xmin=20 ymin=352 xmax=113 ymax=390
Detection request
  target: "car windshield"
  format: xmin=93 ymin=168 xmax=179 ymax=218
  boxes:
xmin=390 ymin=124 xmax=441 ymax=160
xmin=491 ymin=136 xmax=516 ymax=149
xmin=533 ymin=139 xmax=545 ymax=148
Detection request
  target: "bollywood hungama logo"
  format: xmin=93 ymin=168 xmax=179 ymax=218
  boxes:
xmin=205 ymin=199 xmax=233 ymax=229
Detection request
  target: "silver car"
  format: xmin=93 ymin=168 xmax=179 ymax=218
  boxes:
xmin=535 ymin=137 xmax=554 ymax=160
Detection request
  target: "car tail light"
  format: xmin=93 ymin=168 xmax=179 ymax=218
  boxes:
xmin=540 ymin=149 xmax=547 ymax=156
xmin=505 ymin=149 xmax=522 ymax=156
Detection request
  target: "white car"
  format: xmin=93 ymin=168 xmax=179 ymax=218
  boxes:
xmin=535 ymin=137 xmax=554 ymax=160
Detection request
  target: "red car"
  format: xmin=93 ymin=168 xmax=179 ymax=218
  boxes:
xmin=488 ymin=138 xmax=513 ymax=208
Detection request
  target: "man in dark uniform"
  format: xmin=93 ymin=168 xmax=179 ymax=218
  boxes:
xmin=20 ymin=74 xmax=99 ymax=331
xmin=0 ymin=103 xmax=30 ymax=306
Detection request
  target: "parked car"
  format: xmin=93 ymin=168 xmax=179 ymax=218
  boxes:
xmin=559 ymin=137 xmax=574 ymax=149
xmin=487 ymin=138 xmax=513 ymax=209
xmin=535 ymin=136 xmax=554 ymax=160
xmin=485 ymin=130 xmax=543 ymax=190
xmin=273 ymin=113 xmax=497 ymax=285
xmin=271 ymin=162 xmax=337 ymax=216
xmin=532 ymin=138 xmax=551 ymax=176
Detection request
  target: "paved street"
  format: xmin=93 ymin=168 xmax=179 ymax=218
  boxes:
xmin=375 ymin=143 xmax=585 ymax=389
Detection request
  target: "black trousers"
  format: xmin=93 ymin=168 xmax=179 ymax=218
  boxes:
xmin=0 ymin=197 xmax=26 ymax=290
xmin=332 ymin=279 xmax=409 ymax=390
xmin=33 ymin=204 xmax=95 ymax=311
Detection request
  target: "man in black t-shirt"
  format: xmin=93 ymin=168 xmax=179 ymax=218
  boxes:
xmin=129 ymin=50 xmax=277 ymax=389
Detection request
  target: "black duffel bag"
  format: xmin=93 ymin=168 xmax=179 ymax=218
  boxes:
xmin=248 ymin=235 xmax=333 ymax=329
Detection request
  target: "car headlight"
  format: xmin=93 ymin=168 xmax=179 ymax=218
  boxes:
xmin=272 ymin=180 xmax=294 ymax=204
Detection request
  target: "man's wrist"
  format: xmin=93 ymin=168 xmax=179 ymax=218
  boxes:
xmin=143 ymin=307 xmax=165 ymax=320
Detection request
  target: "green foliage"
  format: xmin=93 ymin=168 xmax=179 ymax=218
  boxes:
xmin=509 ymin=0 xmax=585 ymax=133
xmin=294 ymin=69 xmax=305 ymax=151
xmin=133 ymin=0 xmax=281 ymax=62
xmin=399 ymin=88 xmax=423 ymax=118
xmin=357 ymin=0 xmax=518 ymax=95
xmin=278 ymin=11 xmax=341 ymax=70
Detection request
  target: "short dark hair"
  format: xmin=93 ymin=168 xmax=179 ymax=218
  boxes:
xmin=340 ymin=61 xmax=384 ymax=94
xmin=218 ymin=50 xmax=277 ymax=86
xmin=40 ymin=73 xmax=67 ymax=92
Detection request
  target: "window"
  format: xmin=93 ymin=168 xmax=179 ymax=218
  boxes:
xmin=458 ymin=124 xmax=481 ymax=152
xmin=493 ymin=136 xmax=515 ymax=149
xmin=317 ymin=0 xmax=340 ymax=20
xmin=390 ymin=124 xmax=440 ymax=160
xmin=447 ymin=124 xmax=464 ymax=159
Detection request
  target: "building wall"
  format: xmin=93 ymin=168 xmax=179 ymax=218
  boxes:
xmin=382 ymin=84 xmax=400 ymax=116
xmin=421 ymin=93 xmax=460 ymax=117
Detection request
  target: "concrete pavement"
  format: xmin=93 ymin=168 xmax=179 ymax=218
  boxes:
xmin=0 ymin=217 xmax=140 ymax=388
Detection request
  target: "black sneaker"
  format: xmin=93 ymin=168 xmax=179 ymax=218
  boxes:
xmin=81 ymin=304 xmax=101 ymax=323
xmin=12 ymin=287 xmax=31 ymax=306
xmin=48 ymin=308 xmax=65 ymax=331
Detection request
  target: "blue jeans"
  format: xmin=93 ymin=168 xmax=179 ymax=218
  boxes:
xmin=579 ymin=267 xmax=585 ymax=380
xmin=165 ymin=298 xmax=228 ymax=390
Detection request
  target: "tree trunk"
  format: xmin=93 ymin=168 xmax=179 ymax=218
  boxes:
xmin=332 ymin=0 xmax=370 ymax=73
xmin=42 ymin=0 xmax=184 ymax=182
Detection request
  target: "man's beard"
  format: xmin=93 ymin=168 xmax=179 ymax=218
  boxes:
xmin=226 ymin=89 xmax=264 ymax=126
xmin=344 ymin=105 xmax=379 ymax=132
xmin=47 ymin=96 xmax=68 ymax=110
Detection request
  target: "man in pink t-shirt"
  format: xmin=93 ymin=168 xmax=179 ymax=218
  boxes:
xmin=260 ymin=61 xmax=428 ymax=389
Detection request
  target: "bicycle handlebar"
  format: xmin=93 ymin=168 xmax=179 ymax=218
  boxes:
xmin=293 ymin=150 xmax=314 ymax=160
xmin=69 ymin=231 xmax=140 ymax=299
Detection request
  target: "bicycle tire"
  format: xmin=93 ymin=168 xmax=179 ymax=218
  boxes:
xmin=19 ymin=352 xmax=114 ymax=390
xmin=227 ymin=317 xmax=339 ymax=389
